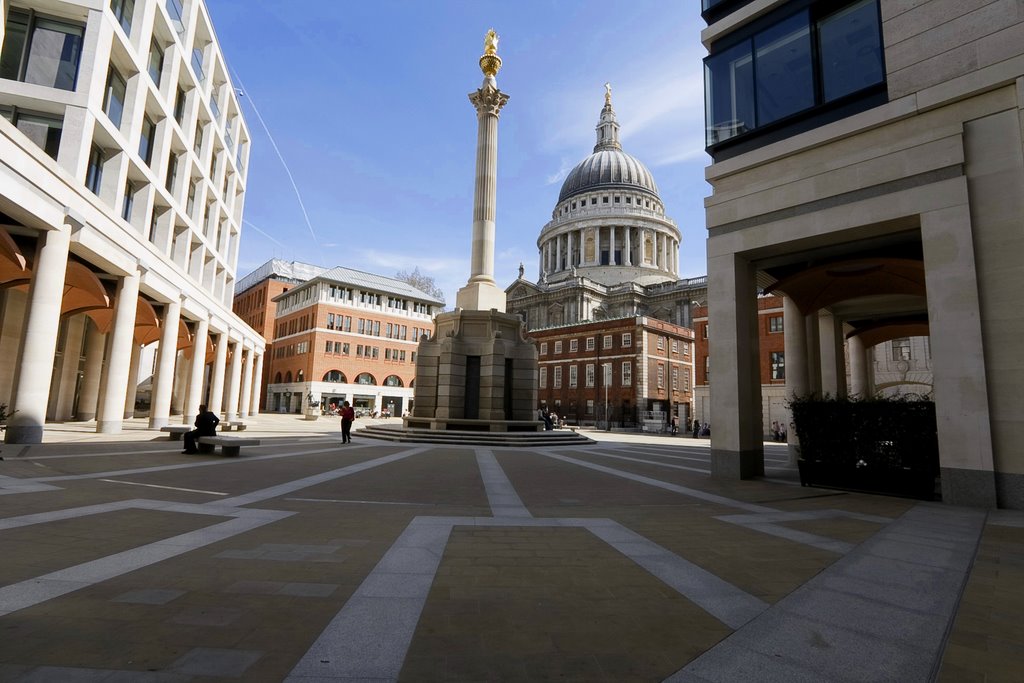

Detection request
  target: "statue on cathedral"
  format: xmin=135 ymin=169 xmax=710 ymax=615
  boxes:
xmin=518 ymin=262 xmax=525 ymax=278
xmin=604 ymin=82 xmax=612 ymax=105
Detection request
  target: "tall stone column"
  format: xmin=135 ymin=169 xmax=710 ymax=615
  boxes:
xmin=182 ymin=317 xmax=209 ymax=422
xmin=171 ymin=349 xmax=187 ymax=415
xmin=77 ymin=321 xmax=106 ymax=421
xmin=783 ymin=296 xmax=808 ymax=465
xmin=239 ymin=345 xmax=254 ymax=418
xmin=250 ymin=352 xmax=264 ymax=415
xmin=567 ymin=231 xmax=574 ymax=269
xmin=708 ymin=252 xmax=763 ymax=479
xmin=610 ymin=226 xmax=616 ymax=265
xmin=123 ymin=341 xmax=142 ymax=418
xmin=595 ymin=228 xmax=601 ymax=266
xmin=624 ymin=228 xmax=632 ymax=266
xmin=848 ymin=334 xmax=869 ymax=398
xmin=225 ymin=340 xmax=243 ymax=421
xmin=455 ymin=37 xmax=509 ymax=313
xmin=5 ymin=226 xmax=71 ymax=444
xmin=209 ymin=330 xmax=228 ymax=414
xmin=149 ymin=298 xmax=181 ymax=429
xmin=97 ymin=270 xmax=140 ymax=433
xmin=818 ymin=311 xmax=846 ymax=397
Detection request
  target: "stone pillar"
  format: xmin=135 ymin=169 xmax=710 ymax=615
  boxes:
xmin=148 ymin=298 xmax=181 ymax=429
xmin=182 ymin=317 xmax=209 ymax=422
xmin=624 ymin=228 xmax=631 ymax=266
xmin=209 ymin=330 xmax=228 ymax=414
xmin=5 ymin=226 xmax=71 ymax=444
xmin=455 ymin=62 xmax=509 ymax=312
xmin=595 ymin=227 xmax=601 ymax=265
xmin=921 ymin=202 xmax=996 ymax=506
xmin=77 ymin=321 xmax=106 ymax=421
xmin=783 ymin=296 xmax=808 ymax=465
xmin=96 ymin=270 xmax=140 ymax=433
xmin=848 ymin=334 xmax=869 ymax=399
xmin=708 ymin=252 xmax=763 ymax=478
xmin=123 ymin=341 xmax=142 ymax=418
xmin=610 ymin=226 xmax=616 ymax=265
xmin=225 ymin=340 xmax=243 ymax=421
xmin=250 ymin=352 xmax=264 ymax=415
xmin=239 ymin=345 xmax=254 ymax=418
xmin=818 ymin=311 xmax=846 ymax=397
xmin=171 ymin=349 xmax=188 ymax=415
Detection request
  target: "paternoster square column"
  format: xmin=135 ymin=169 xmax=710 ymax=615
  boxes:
xmin=455 ymin=29 xmax=510 ymax=313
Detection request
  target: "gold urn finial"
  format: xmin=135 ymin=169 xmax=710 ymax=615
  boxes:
xmin=604 ymin=82 xmax=612 ymax=105
xmin=480 ymin=29 xmax=502 ymax=77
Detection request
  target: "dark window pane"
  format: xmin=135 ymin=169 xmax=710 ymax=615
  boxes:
xmin=86 ymin=145 xmax=104 ymax=194
xmin=104 ymin=67 xmax=126 ymax=127
xmin=704 ymin=40 xmax=754 ymax=145
xmin=139 ymin=116 xmax=155 ymax=164
xmin=754 ymin=11 xmax=813 ymax=126
xmin=24 ymin=18 xmax=84 ymax=90
xmin=16 ymin=112 xmax=63 ymax=159
xmin=0 ymin=11 xmax=29 ymax=81
xmin=147 ymin=40 xmax=163 ymax=85
xmin=819 ymin=0 xmax=884 ymax=102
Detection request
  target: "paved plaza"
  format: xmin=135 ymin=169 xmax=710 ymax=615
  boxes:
xmin=0 ymin=415 xmax=1020 ymax=682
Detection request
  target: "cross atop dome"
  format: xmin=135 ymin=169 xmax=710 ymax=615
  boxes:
xmin=595 ymin=84 xmax=621 ymax=152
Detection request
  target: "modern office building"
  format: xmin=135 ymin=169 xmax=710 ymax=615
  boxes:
xmin=261 ymin=265 xmax=442 ymax=417
xmin=0 ymin=0 xmax=265 ymax=441
xmin=701 ymin=0 xmax=1023 ymax=507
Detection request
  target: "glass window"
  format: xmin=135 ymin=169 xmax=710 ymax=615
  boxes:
xmin=7 ymin=110 xmax=63 ymax=159
xmin=165 ymin=152 xmax=177 ymax=193
xmin=603 ymin=335 xmax=612 ymax=349
xmin=586 ymin=337 xmax=595 ymax=351
xmin=86 ymin=145 xmax=104 ymax=194
xmin=147 ymin=40 xmax=164 ymax=85
xmin=110 ymin=0 xmax=135 ymax=34
xmin=769 ymin=315 xmax=783 ymax=333
xmin=539 ymin=367 xmax=547 ymax=389
xmin=755 ymin=11 xmax=813 ymax=126
xmin=672 ymin=367 xmax=679 ymax=391
xmin=657 ymin=364 xmax=665 ymax=389
xmin=704 ymin=39 xmax=754 ymax=145
xmin=622 ymin=362 xmax=631 ymax=386
xmin=554 ymin=340 xmax=562 ymax=354
xmin=0 ymin=10 xmax=84 ymax=91
xmin=585 ymin=364 xmax=595 ymax=387
xmin=621 ymin=332 xmax=632 ymax=347
xmin=569 ymin=339 xmax=578 ymax=352
xmin=191 ymin=47 xmax=205 ymax=85
xmin=103 ymin=66 xmax=127 ymax=128
xmin=121 ymin=180 xmax=135 ymax=221
xmin=165 ymin=0 xmax=185 ymax=39
xmin=819 ymin=0 xmax=884 ymax=102
xmin=139 ymin=115 xmax=156 ymax=165
xmin=186 ymin=179 xmax=196 ymax=216
xmin=553 ymin=366 xmax=562 ymax=389
xmin=173 ymin=86 xmax=186 ymax=124
xmin=771 ymin=351 xmax=786 ymax=380
xmin=891 ymin=338 xmax=911 ymax=361
xmin=569 ymin=365 xmax=578 ymax=388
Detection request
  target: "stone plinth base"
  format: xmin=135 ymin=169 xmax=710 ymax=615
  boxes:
xmin=412 ymin=309 xmax=537 ymax=425
xmin=404 ymin=417 xmax=540 ymax=432
xmin=454 ymin=281 xmax=507 ymax=312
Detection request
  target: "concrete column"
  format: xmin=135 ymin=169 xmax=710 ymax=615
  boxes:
xmin=567 ymin=231 xmax=574 ymax=268
xmin=209 ymin=331 xmax=228 ymax=414
xmin=182 ymin=317 xmax=209 ymax=422
xmin=250 ymin=352 xmax=264 ymax=415
xmin=456 ymin=71 xmax=509 ymax=312
xmin=624 ymin=228 xmax=631 ymax=266
xmin=707 ymin=252 xmax=763 ymax=478
xmin=610 ymin=226 xmax=616 ymax=265
xmin=556 ymin=233 xmax=563 ymax=271
xmin=848 ymin=334 xmax=869 ymax=399
xmin=171 ymin=349 xmax=188 ymax=415
xmin=921 ymin=202 xmax=996 ymax=507
xmin=148 ymin=298 xmax=181 ymax=429
xmin=818 ymin=311 xmax=846 ymax=397
xmin=5 ymin=226 xmax=71 ymax=444
xmin=123 ymin=341 xmax=142 ymax=418
xmin=239 ymin=345 xmax=254 ymax=418
xmin=96 ymin=270 xmax=140 ymax=433
xmin=225 ymin=340 xmax=243 ymax=421
xmin=77 ymin=321 xmax=106 ymax=421
xmin=595 ymin=228 xmax=601 ymax=265
xmin=783 ymin=296 xmax=809 ymax=465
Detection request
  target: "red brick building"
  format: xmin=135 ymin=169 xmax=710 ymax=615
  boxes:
xmin=531 ymin=317 xmax=695 ymax=428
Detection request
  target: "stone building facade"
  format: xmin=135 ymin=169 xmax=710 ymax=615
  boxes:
xmin=0 ymin=0 xmax=264 ymax=441
xmin=701 ymin=0 xmax=1022 ymax=507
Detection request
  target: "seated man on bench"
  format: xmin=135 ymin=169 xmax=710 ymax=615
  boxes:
xmin=183 ymin=404 xmax=220 ymax=454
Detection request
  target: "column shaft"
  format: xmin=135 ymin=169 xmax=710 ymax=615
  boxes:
xmin=5 ymin=227 xmax=71 ymax=444
xmin=783 ymin=296 xmax=809 ymax=465
xmin=123 ymin=341 xmax=142 ymax=418
xmin=182 ymin=318 xmax=209 ymax=421
xmin=209 ymin=331 xmax=228 ymax=414
xmin=240 ymin=346 xmax=254 ymax=418
xmin=77 ymin=321 xmax=106 ymax=421
xmin=848 ymin=334 xmax=869 ymax=398
xmin=250 ymin=352 xmax=264 ymax=414
xmin=225 ymin=340 xmax=243 ymax=421
xmin=97 ymin=271 xmax=140 ymax=433
xmin=148 ymin=298 xmax=181 ymax=429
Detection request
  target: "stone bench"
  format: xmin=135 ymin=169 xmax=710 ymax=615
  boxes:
xmin=160 ymin=425 xmax=192 ymax=440
xmin=220 ymin=421 xmax=247 ymax=431
xmin=196 ymin=436 xmax=261 ymax=457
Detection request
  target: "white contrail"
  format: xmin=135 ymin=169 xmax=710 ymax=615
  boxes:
xmin=242 ymin=218 xmax=289 ymax=250
xmin=229 ymin=66 xmax=320 ymax=247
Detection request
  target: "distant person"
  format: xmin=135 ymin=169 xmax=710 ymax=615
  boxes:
xmin=340 ymin=400 xmax=355 ymax=443
xmin=692 ymin=419 xmax=700 ymax=439
xmin=183 ymin=404 xmax=219 ymax=454
xmin=541 ymin=406 xmax=553 ymax=430
xmin=670 ymin=415 xmax=678 ymax=435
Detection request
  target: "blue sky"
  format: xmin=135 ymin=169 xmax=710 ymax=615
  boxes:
xmin=206 ymin=1 xmax=710 ymax=304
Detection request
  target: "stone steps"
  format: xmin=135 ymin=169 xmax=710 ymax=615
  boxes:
xmin=356 ymin=424 xmax=594 ymax=446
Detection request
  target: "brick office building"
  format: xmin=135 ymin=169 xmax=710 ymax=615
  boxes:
xmin=533 ymin=317 xmax=695 ymax=428
xmin=263 ymin=266 xmax=442 ymax=416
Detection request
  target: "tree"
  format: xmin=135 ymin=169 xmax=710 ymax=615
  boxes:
xmin=395 ymin=267 xmax=445 ymax=303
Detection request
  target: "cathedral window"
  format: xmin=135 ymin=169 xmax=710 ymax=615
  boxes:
xmin=626 ymin=197 xmax=631 ymax=203
xmin=602 ymin=197 xmax=609 ymax=204
xmin=591 ymin=198 xmax=597 ymax=205
xmin=614 ymin=196 xmax=620 ymax=203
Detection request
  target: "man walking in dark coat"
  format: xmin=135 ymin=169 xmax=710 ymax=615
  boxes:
xmin=183 ymin=404 xmax=219 ymax=454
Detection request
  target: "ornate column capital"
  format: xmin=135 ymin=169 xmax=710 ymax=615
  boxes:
xmin=469 ymin=85 xmax=510 ymax=118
